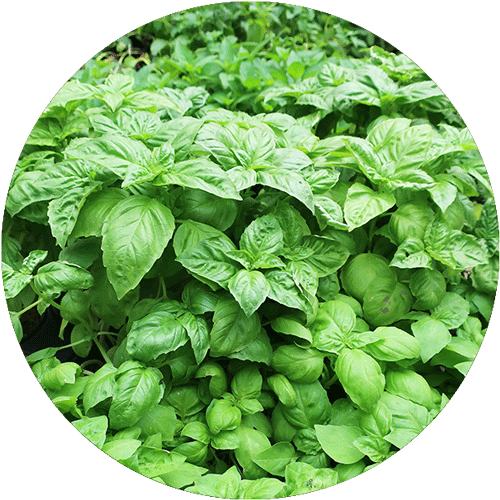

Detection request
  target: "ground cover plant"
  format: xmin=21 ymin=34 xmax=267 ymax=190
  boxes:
xmin=2 ymin=2 xmax=498 ymax=498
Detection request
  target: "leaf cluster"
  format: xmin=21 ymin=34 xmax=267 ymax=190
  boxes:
xmin=2 ymin=2 xmax=498 ymax=498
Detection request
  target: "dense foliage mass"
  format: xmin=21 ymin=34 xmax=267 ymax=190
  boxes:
xmin=2 ymin=2 xmax=498 ymax=498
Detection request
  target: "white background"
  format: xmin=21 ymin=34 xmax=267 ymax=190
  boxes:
xmin=1 ymin=1 xmax=498 ymax=498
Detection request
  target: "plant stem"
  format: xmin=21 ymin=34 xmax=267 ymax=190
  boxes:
xmin=14 ymin=297 xmax=44 ymax=317
xmin=93 ymin=335 xmax=113 ymax=364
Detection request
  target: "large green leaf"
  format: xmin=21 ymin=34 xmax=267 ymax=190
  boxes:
xmin=101 ymin=196 xmax=175 ymax=299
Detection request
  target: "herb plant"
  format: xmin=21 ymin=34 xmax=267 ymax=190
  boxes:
xmin=2 ymin=2 xmax=498 ymax=498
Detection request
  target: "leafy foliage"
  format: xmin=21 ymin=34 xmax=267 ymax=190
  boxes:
xmin=2 ymin=2 xmax=497 ymax=498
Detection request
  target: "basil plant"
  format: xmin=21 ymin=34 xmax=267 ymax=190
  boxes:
xmin=2 ymin=2 xmax=497 ymax=498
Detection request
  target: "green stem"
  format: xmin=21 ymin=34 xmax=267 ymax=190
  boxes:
xmin=93 ymin=335 xmax=113 ymax=364
xmin=323 ymin=374 xmax=338 ymax=389
xmin=14 ymin=298 xmax=44 ymax=317
xmin=159 ymin=275 xmax=167 ymax=298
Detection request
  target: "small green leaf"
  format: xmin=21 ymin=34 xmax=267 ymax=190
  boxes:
xmin=411 ymin=317 xmax=451 ymax=363
xmin=228 ymin=269 xmax=270 ymax=317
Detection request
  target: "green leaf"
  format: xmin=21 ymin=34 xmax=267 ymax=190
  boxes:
xmin=102 ymin=196 xmax=175 ymax=299
xmin=314 ymin=195 xmax=347 ymax=230
xmin=186 ymin=466 xmax=241 ymax=498
xmin=343 ymin=137 xmax=392 ymax=181
xmin=48 ymin=80 xmax=96 ymax=108
xmin=70 ymin=324 xmax=93 ymax=358
xmin=431 ymin=292 xmax=470 ymax=329
xmin=385 ymin=124 xmax=433 ymax=170
xmin=33 ymin=261 xmax=94 ymax=296
xmin=447 ymin=232 xmax=489 ymax=270
xmin=102 ymin=438 xmax=142 ymax=461
xmin=227 ymin=328 xmax=273 ymax=365
xmin=239 ymin=478 xmax=285 ymax=499
xmin=136 ymin=447 xmax=186 ymax=478
xmin=390 ymin=238 xmax=432 ymax=269
xmin=287 ymin=61 xmax=305 ymax=80
xmin=240 ymin=214 xmax=284 ymax=258
xmin=367 ymin=118 xmax=411 ymax=150
xmin=160 ymin=158 xmax=241 ymax=200
xmin=270 ymin=317 xmax=313 ymax=344
xmin=315 ymin=425 xmax=366 ymax=464
xmin=88 ymin=259 xmax=139 ymax=329
xmin=335 ymin=349 xmax=385 ymax=412
xmin=48 ymin=184 xmax=99 ymax=248
xmin=267 ymin=374 xmax=297 ymax=408
xmin=301 ymin=235 xmax=350 ymax=277
xmin=265 ymin=269 xmax=314 ymax=314
xmin=135 ymin=404 xmax=178 ymax=442
xmin=82 ymin=363 xmax=117 ymax=414
xmin=234 ymin=425 xmax=271 ymax=479
xmin=178 ymin=312 xmax=210 ymax=365
xmin=176 ymin=237 xmax=241 ymax=289
xmin=108 ymin=361 xmax=164 ymax=429
xmin=2 ymin=250 xmax=47 ymax=298
xmin=363 ymin=326 xmax=421 ymax=362
xmin=257 ymin=169 xmax=314 ymax=212
xmin=381 ymin=393 xmax=431 ymax=448
xmin=353 ymin=435 xmax=391 ymax=463
xmin=311 ymin=300 xmax=357 ymax=354
xmin=173 ymin=220 xmax=225 ymax=256
xmin=126 ymin=311 xmax=189 ymax=362
xmin=210 ymin=296 xmax=261 ymax=357
xmin=206 ymin=399 xmax=242 ymax=434
xmin=160 ymin=462 xmax=208 ymax=489
xmin=428 ymin=180 xmax=458 ymax=212
xmin=273 ymin=202 xmax=311 ymax=247
xmin=281 ymin=381 xmax=331 ymax=429
xmin=239 ymin=127 xmax=275 ymax=168
xmin=72 ymin=416 xmax=108 ymax=450
xmin=70 ymin=188 xmax=129 ymax=240
xmin=253 ymin=442 xmax=297 ymax=476
xmin=284 ymin=462 xmax=338 ymax=495
xmin=344 ymin=183 xmax=396 ymax=230
xmin=228 ymin=269 xmax=270 ymax=317
xmin=411 ymin=317 xmax=451 ymax=363
xmin=41 ymin=362 xmax=81 ymax=391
